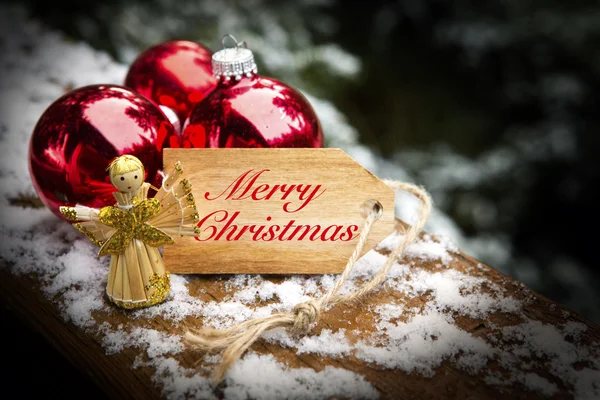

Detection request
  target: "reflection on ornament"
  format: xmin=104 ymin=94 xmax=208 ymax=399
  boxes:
xmin=159 ymin=105 xmax=182 ymax=138
xmin=28 ymin=84 xmax=174 ymax=219
xmin=182 ymin=35 xmax=323 ymax=149
xmin=125 ymin=40 xmax=217 ymax=129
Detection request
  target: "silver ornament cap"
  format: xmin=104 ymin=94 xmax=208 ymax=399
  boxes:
xmin=212 ymin=34 xmax=258 ymax=81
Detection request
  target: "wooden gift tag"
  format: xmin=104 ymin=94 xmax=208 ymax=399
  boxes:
xmin=163 ymin=148 xmax=395 ymax=274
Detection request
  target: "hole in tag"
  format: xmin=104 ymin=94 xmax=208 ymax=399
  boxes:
xmin=360 ymin=199 xmax=383 ymax=220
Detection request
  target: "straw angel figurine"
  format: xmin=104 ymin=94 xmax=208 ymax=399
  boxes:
xmin=60 ymin=155 xmax=199 ymax=309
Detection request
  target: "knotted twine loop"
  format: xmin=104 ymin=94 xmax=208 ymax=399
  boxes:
xmin=292 ymin=300 xmax=320 ymax=334
xmin=185 ymin=180 xmax=432 ymax=383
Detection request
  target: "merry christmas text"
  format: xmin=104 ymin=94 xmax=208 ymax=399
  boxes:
xmin=195 ymin=169 xmax=360 ymax=242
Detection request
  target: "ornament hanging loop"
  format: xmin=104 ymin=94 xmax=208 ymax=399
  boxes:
xmin=220 ymin=34 xmax=248 ymax=54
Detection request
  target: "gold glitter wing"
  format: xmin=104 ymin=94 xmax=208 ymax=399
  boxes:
xmin=148 ymin=162 xmax=199 ymax=237
xmin=60 ymin=205 xmax=116 ymax=247
xmin=98 ymin=229 xmax=134 ymax=257
xmin=97 ymin=199 xmax=175 ymax=257
xmin=98 ymin=205 xmax=133 ymax=229
xmin=132 ymin=197 xmax=161 ymax=221
xmin=135 ymin=224 xmax=175 ymax=248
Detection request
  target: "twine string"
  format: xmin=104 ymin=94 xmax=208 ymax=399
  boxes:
xmin=185 ymin=180 xmax=432 ymax=383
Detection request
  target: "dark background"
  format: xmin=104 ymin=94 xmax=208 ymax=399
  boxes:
xmin=2 ymin=0 xmax=600 ymax=397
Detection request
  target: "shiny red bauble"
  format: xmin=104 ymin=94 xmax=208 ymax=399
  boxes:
xmin=124 ymin=40 xmax=217 ymax=132
xmin=29 ymin=84 xmax=175 ymax=219
xmin=182 ymin=76 xmax=323 ymax=148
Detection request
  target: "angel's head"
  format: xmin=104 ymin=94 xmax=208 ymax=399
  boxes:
xmin=107 ymin=155 xmax=145 ymax=193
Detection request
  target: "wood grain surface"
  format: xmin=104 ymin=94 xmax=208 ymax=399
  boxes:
xmin=163 ymin=148 xmax=395 ymax=274
xmin=2 ymin=218 xmax=599 ymax=399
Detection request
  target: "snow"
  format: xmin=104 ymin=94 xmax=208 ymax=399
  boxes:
xmin=147 ymin=357 xmax=216 ymax=400
xmin=295 ymin=329 xmax=354 ymax=356
xmin=223 ymin=354 xmax=379 ymax=400
xmin=377 ymin=232 xmax=457 ymax=265
xmin=499 ymin=321 xmax=600 ymax=399
xmin=1 ymin=3 xmax=599 ymax=399
xmin=103 ymin=328 xmax=184 ymax=358
xmin=357 ymin=311 xmax=493 ymax=376
xmin=520 ymin=373 xmax=558 ymax=397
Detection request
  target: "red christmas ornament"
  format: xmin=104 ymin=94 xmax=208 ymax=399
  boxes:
xmin=124 ymin=40 xmax=217 ymax=139
xmin=29 ymin=84 xmax=175 ymax=219
xmin=182 ymin=36 xmax=323 ymax=148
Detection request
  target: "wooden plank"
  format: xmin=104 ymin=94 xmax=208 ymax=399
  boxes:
xmin=2 ymin=219 xmax=599 ymax=399
xmin=0 ymin=264 xmax=161 ymax=400
xmin=163 ymin=148 xmax=395 ymax=274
